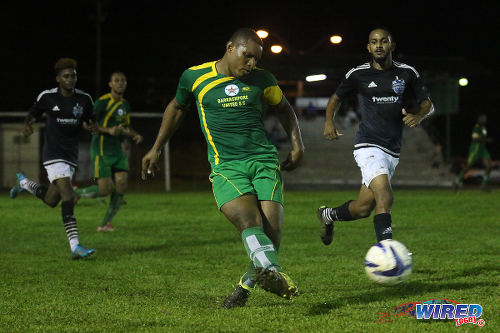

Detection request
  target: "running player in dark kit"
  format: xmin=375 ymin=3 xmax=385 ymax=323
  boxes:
xmin=10 ymin=58 xmax=96 ymax=259
xmin=317 ymin=28 xmax=434 ymax=245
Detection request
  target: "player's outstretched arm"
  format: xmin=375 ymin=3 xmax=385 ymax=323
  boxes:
xmin=141 ymin=98 xmax=187 ymax=180
xmin=402 ymin=98 xmax=434 ymax=128
xmin=272 ymin=96 xmax=305 ymax=171
xmin=324 ymin=93 xmax=343 ymax=140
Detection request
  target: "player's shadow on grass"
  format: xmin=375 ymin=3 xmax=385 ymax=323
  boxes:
xmin=307 ymin=279 xmax=496 ymax=316
xmin=92 ymin=243 xmax=174 ymax=260
xmin=100 ymin=235 xmax=237 ymax=258
xmin=452 ymin=264 xmax=500 ymax=279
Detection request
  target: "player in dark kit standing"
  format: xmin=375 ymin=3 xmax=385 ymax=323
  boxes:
xmin=9 ymin=58 xmax=96 ymax=259
xmin=317 ymin=28 xmax=434 ymax=245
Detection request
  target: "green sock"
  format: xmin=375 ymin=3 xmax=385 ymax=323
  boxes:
xmin=239 ymin=262 xmax=257 ymax=289
xmin=241 ymin=227 xmax=281 ymax=271
xmin=482 ymin=174 xmax=489 ymax=187
xmin=240 ymin=242 xmax=280 ymax=289
xmin=75 ymin=185 xmax=100 ymax=198
xmin=101 ymin=192 xmax=123 ymax=226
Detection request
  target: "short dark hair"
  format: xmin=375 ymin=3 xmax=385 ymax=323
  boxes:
xmin=54 ymin=58 xmax=77 ymax=75
xmin=229 ymin=28 xmax=263 ymax=47
xmin=369 ymin=27 xmax=394 ymax=42
xmin=109 ymin=71 xmax=126 ymax=80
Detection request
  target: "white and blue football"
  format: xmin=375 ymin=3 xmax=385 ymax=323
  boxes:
xmin=364 ymin=239 xmax=412 ymax=286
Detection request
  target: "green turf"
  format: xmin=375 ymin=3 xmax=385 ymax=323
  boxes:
xmin=1 ymin=188 xmax=499 ymax=332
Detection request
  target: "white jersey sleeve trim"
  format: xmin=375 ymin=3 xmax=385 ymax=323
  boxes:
xmin=393 ymin=61 xmax=420 ymax=78
xmin=36 ymin=88 xmax=58 ymax=102
xmin=345 ymin=63 xmax=370 ymax=79
xmin=75 ymin=89 xmax=94 ymax=103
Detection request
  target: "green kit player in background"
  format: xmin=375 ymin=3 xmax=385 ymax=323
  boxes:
xmin=141 ymin=28 xmax=305 ymax=308
xmin=75 ymin=72 xmax=143 ymax=231
xmin=454 ymin=113 xmax=492 ymax=191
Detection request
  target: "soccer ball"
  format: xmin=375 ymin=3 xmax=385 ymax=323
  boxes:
xmin=364 ymin=239 xmax=412 ymax=286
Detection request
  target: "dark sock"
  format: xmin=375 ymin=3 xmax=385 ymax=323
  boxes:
xmin=35 ymin=185 xmax=48 ymax=200
xmin=373 ymin=213 xmax=392 ymax=242
xmin=328 ymin=200 xmax=355 ymax=221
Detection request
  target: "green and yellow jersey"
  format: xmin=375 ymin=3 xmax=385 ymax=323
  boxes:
xmin=91 ymin=93 xmax=131 ymax=156
xmin=468 ymin=123 xmax=490 ymax=164
xmin=471 ymin=123 xmax=487 ymax=146
xmin=175 ymin=61 xmax=283 ymax=168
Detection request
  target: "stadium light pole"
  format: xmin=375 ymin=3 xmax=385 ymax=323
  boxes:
xmin=95 ymin=0 xmax=103 ymax=97
xmin=164 ymin=142 xmax=171 ymax=191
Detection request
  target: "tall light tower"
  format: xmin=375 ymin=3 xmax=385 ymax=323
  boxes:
xmin=95 ymin=0 xmax=103 ymax=97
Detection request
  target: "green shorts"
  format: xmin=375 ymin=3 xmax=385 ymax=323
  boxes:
xmin=92 ymin=153 xmax=129 ymax=179
xmin=467 ymin=144 xmax=490 ymax=165
xmin=209 ymin=158 xmax=283 ymax=209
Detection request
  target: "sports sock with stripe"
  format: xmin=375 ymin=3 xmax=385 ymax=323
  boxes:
xmin=324 ymin=200 xmax=355 ymax=222
xmin=61 ymin=200 xmax=79 ymax=251
xmin=20 ymin=178 xmax=48 ymax=200
xmin=241 ymin=226 xmax=281 ymax=272
xmin=374 ymin=213 xmax=392 ymax=242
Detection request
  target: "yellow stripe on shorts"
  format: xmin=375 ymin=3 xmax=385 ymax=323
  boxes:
xmin=212 ymin=172 xmax=243 ymax=195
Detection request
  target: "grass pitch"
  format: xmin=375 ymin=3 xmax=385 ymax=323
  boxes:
xmin=1 ymin=188 xmax=499 ymax=332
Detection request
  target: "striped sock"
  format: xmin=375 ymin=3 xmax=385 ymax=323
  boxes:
xmin=20 ymin=178 xmax=47 ymax=200
xmin=325 ymin=200 xmax=354 ymax=222
xmin=61 ymin=201 xmax=79 ymax=251
xmin=241 ymin=227 xmax=281 ymax=272
xmin=239 ymin=242 xmax=280 ymax=289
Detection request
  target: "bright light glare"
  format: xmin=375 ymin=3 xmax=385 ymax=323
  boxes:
xmin=306 ymin=74 xmax=327 ymax=82
xmin=330 ymin=35 xmax=342 ymax=44
xmin=256 ymin=30 xmax=269 ymax=39
xmin=458 ymin=78 xmax=468 ymax=86
xmin=270 ymin=45 xmax=283 ymax=54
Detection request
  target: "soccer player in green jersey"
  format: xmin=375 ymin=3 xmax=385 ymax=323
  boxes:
xmin=142 ymin=28 xmax=305 ymax=308
xmin=75 ymin=72 xmax=143 ymax=231
xmin=454 ymin=113 xmax=492 ymax=191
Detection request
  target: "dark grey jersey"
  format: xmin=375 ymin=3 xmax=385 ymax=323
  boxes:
xmin=335 ymin=61 xmax=430 ymax=155
xmin=29 ymin=88 xmax=94 ymax=167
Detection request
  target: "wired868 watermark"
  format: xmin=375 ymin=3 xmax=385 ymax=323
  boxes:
xmin=378 ymin=299 xmax=485 ymax=327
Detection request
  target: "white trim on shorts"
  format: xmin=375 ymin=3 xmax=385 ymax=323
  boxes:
xmin=353 ymin=146 xmax=399 ymax=188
